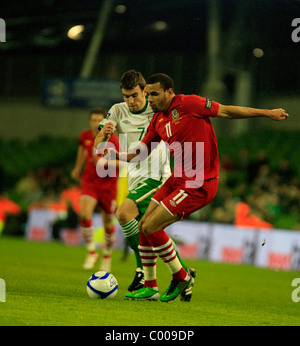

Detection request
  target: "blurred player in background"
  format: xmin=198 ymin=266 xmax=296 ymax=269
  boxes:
xmin=95 ymin=70 xmax=194 ymax=300
xmin=71 ymin=108 xmax=121 ymax=271
xmin=105 ymin=73 xmax=289 ymax=302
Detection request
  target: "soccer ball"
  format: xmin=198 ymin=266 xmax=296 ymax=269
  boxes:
xmin=86 ymin=271 xmax=118 ymax=299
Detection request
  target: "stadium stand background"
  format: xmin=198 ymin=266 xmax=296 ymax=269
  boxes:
xmin=0 ymin=0 xmax=299 ymax=235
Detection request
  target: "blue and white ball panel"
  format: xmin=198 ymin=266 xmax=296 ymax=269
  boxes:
xmin=87 ymin=271 xmax=118 ymax=299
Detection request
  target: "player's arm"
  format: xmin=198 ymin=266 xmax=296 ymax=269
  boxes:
xmin=217 ymin=104 xmax=289 ymax=121
xmin=108 ymin=142 xmax=149 ymax=163
xmin=106 ymin=136 xmax=159 ymax=163
xmin=94 ymin=156 xmax=125 ymax=170
xmin=94 ymin=134 xmax=125 ymax=169
xmin=116 ymin=123 xmax=161 ymax=162
xmin=71 ymin=145 xmax=86 ymax=181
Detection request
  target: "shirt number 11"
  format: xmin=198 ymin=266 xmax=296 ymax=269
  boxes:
xmin=165 ymin=122 xmax=172 ymax=137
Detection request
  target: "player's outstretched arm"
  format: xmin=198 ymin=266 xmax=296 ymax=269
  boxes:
xmin=217 ymin=105 xmax=289 ymax=121
xmin=71 ymin=145 xmax=86 ymax=181
xmin=105 ymin=142 xmax=149 ymax=163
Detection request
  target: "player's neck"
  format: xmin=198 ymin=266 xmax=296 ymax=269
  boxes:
xmin=129 ymin=98 xmax=148 ymax=114
xmin=163 ymin=94 xmax=176 ymax=113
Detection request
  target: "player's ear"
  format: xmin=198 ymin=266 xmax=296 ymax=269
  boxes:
xmin=167 ymin=88 xmax=174 ymax=96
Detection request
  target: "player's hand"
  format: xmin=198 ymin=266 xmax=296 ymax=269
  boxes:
xmin=95 ymin=122 xmax=114 ymax=148
xmin=269 ymin=108 xmax=289 ymax=121
xmin=103 ymin=147 xmax=119 ymax=161
xmin=102 ymin=122 xmax=115 ymax=139
xmin=71 ymin=167 xmax=81 ymax=181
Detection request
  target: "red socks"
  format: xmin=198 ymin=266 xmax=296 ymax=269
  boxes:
xmin=143 ymin=230 xmax=189 ymax=282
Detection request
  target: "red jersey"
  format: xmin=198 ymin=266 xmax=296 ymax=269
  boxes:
xmin=79 ymin=129 xmax=120 ymax=184
xmin=142 ymin=94 xmax=219 ymax=187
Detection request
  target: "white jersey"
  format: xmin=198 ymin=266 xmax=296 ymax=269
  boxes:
xmin=102 ymin=100 xmax=171 ymax=190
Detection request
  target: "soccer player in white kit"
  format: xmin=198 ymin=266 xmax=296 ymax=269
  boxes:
xmin=95 ymin=70 xmax=195 ymax=300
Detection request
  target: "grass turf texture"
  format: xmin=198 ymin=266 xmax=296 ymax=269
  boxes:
xmin=0 ymin=236 xmax=299 ymax=326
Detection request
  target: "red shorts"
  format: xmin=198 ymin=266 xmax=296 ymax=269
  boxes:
xmin=152 ymin=176 xmax=218 ymax=220
xmin=81 ymin=180 xmax=117 ymax=215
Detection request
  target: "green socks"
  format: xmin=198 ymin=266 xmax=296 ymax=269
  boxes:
xmin=121 ymin=219 xmax=143 ymax=269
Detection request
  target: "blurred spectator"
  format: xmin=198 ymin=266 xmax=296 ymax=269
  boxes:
xmin=277 ymin=158 xmax=295 ymax=183
xmin=60 ymin=183 xmax=81 ymax=215
xmin=206 ymin=146 xmax=300 ymax=230
xmin=0 ymin=167 xmax=4 ymax=194
xmin=15 ymin=170 xmax=43 ymax=206
xmin=221 ymin=154 xmax=236 ymax=171
xmin=253 ymin=164 xmax=270 ymax=191
xmin=247 ymin=149 xmax=268 ymax=182
xmin=237 ymin=147 xmax=250 ymax=171
xmin=234 ymin=201 xmax=273 ymax=229
xmin=0 ymin=192 xmax=21 ymax=235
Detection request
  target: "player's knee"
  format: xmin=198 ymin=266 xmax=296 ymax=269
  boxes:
xmin=102 ymin=217 xmax=113 ymax=231
xmin=79 ymin=217 xmax=92 ymax=228
xmin=79 ymin=206 xmax=93 ymax=222
xmin=116 ymin=200 xmax=138 ymax=224
xmin=140 ymin=218 xmax=153 ymax=235
xmin=116 ymin=205 xmax=126 ymax=224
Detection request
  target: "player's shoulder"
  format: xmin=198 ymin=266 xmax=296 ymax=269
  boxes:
xmin=170 ymin=94 xmax=198 ymax=108
xmin=80 ymin=129 xmax=91 ymax=137
xmin=108 ymin=101 xmax=127 ymax=114
xmin=180 ymin=94 xmax=204 ymax=103
xmin=177 ymin=94 xmax=208 ymax=110
xmin=107 ymin=102 xmax=130 ymax=120
xmin=79 ymin=129 xmax=93 ymax=146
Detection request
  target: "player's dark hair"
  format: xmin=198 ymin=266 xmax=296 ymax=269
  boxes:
xmin=120 ymin=69 xmax=146 ymax=91
xmin=89 ymin=107 xmax=107 ymax=118
xmin=147 ymin=73 xmax=174 ymax=91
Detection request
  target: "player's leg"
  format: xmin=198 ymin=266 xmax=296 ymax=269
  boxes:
xmin=139 ymin=201 xmax=185 ymax=276
xmin=139 ymin=185 xmax=190 ymax=274
xmin=116 ymin=198 xmax=144 ymax=290
xmin=99 ymin=210 xmax=115 ymax=272
xmin=121 ymin=178 xmax=172 ymax=294
xmin=124 ymin=199 xmax=192 ymax=301
xmin=145 ymin=179 xmax=218 ymax=302
xmin=116 ymin=198 xmax=141 ymax=268
xmin=124 ymin=238 xmax=160 ymax=301
xmin=79 ymin=195 xmax=99 ymax=269
xmin=139 ymin=202 xmax=194 ymax=302
xmin=125 ymin=179 xmax=194 ymax=301
xmin=118 ymin=178 xmax=167 ymax=292
xmin=124 ymin=228 xmax=160 ymax=301
xmin=95 ymin=184 xmax=118 ymax=272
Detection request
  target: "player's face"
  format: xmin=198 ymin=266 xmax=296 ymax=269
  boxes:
xmin=89 ymin=113 xmax=104 ymax=133
xmin=122 ymin=85 xmax=146 ymax=113
xmin=146 ymin=83 xmax=173 ymax=113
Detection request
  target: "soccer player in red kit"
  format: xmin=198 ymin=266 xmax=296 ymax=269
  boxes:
xmin=71 ymin=108 xmax=120 ymax=271
xmin=103 ymin=73 xmax=289 ymax=302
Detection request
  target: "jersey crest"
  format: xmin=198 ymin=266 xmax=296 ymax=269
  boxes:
xmin=171 ymin=109 xmax=179 ymax=120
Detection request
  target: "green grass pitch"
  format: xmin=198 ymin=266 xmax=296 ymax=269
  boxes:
xmin=0 ymin=236 xmax=299 ymax=326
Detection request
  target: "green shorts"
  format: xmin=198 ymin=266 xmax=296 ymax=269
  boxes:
xmin=127 ymin=178 xmax=163 ymax=220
